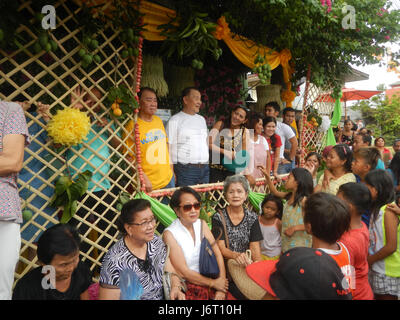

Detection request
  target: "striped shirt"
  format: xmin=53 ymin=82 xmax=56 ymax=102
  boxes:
xmin=99 ymin=235 xmax=167 ymax=300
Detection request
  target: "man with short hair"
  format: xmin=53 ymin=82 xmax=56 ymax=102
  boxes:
xmin=124 ymin=87 xmax=174 ymax=192
xmin=392 ymin=138 xmax=400 ymax=155
xmin=264 ymin=102 xmax=298 ymax=174
xmin=282 ymin=107 xmax=298 ymax=170
xmin=166 ymin=87 xmax=209 ymax=186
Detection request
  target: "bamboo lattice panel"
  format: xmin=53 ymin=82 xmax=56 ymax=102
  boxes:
xmin=294 ymin=82 xmax=335 ymax=161
xmin=0 ymin=0 xmax=141 ymax=281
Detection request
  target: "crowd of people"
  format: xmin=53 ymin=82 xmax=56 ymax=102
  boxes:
xmin=1 ymin=86 xmax=400 ymax=300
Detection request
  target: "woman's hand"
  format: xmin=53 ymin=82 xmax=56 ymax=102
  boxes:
xmin=234 ymin=252 xmax=252 ymax=267
xmin=211 ymin=277 xmax=229 ymax=293
xmin=214 ymin=290 xmax=226 ymax=300
xmin=170 ymin=286 xmax=186 ymax=300
xmin=284 ymin=226 xmax=297 ymax=237
xmin=258 ymin=165 xmax=269 ymax=177
xmin=304 ymin=162 xmax=315 ymax=175
xmin=95 ymin=117 xmax=109 ymax=128
xmin=322 ymin=169 xmax=333 ymax=189
xmin=386 ymin=203 xmax=400 ymax=216
xmin=71 ymin=86 xmax=90 ymax=110
xmin=223 ymin=149 xmax=236 ymax=161
xmin=37 ymin=102 xmax=52 ymax=122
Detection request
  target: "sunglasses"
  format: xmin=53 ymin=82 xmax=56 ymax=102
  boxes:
xmin=180 ymin=202 xmax=201 ymax=212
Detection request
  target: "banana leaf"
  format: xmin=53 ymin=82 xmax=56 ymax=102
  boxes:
xmin=134 ymin=192 xmax=177 ymax=227
xmin=248 ymin=191 xmax=266 ymax=214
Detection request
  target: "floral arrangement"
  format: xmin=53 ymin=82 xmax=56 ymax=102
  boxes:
xmin=195 ymin=65 xmax=244 ymax=127
xmin=46 ymin=106 xmax=93 ymax=223
xmin=47 ymin=107 xmax=91 ymax=146
xmin=281 ymin=89 xmax=297 ymax=107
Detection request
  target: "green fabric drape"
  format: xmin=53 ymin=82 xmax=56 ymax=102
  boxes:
xmin=325 ymin=91 xmax=342 ymax=147
xmin=134 ymin=191 xmax=266 ymax=228
xmin=134 ymin=192 xmax=176 ymax=227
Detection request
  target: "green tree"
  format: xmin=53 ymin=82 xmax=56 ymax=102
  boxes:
xmin=353 ymin=94 xmax=400 ymax=143
xmin=164 ymin=0 xmax=400 ymax=90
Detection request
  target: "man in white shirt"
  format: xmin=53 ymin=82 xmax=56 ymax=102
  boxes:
xmin=166 ymin=87 xmax=209 ymax=186
xmin=282 ymin=107 xmax=298 ymax=170
xmin=264 ymin=101 xmax=298 ymax=175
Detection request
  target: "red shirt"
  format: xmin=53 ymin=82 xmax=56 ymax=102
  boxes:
xmin=266 ymin=134 xmax=282 ymax=170
xmin=340 ymin=222 xmax=374 ymax=300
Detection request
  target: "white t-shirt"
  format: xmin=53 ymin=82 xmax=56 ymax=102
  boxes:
xmin=275 ymin=121 xmax=295 ymax=159
xmin=250 ymin=135 xmax=270 ymax=150
xmin=166 ymin=111 xmax=209 ymax=164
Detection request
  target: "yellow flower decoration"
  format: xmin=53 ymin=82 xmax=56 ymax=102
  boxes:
xmin=47 ymin=107 xmax=91 ymax=146
xmin=281 ymin=89 xmax=297 ymax=107
xmin=214 ymin=16 xmax=230 ymax=40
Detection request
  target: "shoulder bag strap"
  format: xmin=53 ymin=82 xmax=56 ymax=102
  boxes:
xmin=218 ymin=208 xmax=229 ymax=250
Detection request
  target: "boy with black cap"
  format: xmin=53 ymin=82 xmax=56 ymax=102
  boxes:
xmin=228 ymin=246 xmax=352 ymax=300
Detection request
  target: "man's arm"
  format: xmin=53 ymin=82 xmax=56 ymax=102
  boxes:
xmin=288 ymin=136 xmax=298 ymax=161
xmin=0 ymin=134 xmax=25 ymax=176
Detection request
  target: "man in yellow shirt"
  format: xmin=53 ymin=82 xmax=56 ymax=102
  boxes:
xmin=124 ymin=87 xmax=174 ymax=192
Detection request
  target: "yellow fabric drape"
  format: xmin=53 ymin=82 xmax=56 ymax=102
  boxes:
xmin=138 ymin=2 xmax=294 ymax=105
xmin=140 ymin=1 xmax=176 ymax=41
xmin=76 ymin=0 xmax=295 ymax=105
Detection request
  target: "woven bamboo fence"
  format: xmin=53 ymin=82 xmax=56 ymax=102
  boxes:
xmin=294 ymin=67 xmax=335 ymax=166
xmin=0 ymin=0 xmax=143 ymax=281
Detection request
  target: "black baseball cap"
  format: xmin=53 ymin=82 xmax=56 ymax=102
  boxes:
xmin=246 ymin=247 xmax=352 ymax=300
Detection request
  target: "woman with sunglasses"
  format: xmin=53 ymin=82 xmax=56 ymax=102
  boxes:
xmin=211 ymin=175 xmax=263 ymax=299
xmin=98 ymin=199 xmax=185 ymax=300
xmin=163 ymin=187 xmax=228 ymax=300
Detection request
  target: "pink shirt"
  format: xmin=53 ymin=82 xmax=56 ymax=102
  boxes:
xmin=0 ymin=102 xmax=30 ymax=223
xmin=340 ymin=222 xmax=374 ymax=300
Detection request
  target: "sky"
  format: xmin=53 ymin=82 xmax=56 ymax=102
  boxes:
xmin=348 ymin=43 xmax=400 ymax=91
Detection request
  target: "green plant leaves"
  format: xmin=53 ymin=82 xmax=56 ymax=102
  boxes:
xmin=50 ymin=170 xmax=93 ymax=224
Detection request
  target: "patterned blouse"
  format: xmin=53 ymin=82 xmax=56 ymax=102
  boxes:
xmin=281 ymin=202 xmax=312 ymax=253
xmin=211 ymin=207 xmax=263 ymax=253
xmin=0 ymin=102 xmax=30 ymax=223
xmin=99 ymin=235 xmax=167 ymax=300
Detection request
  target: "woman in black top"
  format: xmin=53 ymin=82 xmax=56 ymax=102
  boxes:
xmin=211 ymin=175 xmax=263 ymax=299
xmin=13 ymin=224 xmax=92 ymax=300
xmin=208 ymin=105 xmax=251 ymax=183
xmin=337 ymin=120 xmax=355 ymax=147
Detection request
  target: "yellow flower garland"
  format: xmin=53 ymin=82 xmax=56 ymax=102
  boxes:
xmin=47 ymin=107 xmax=91 ymax=146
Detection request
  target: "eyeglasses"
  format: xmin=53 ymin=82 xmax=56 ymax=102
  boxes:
xmin=180 ymin=202 xmax=201 ymax=212
xmin=129 ymin=216 xmax=157 ymax=228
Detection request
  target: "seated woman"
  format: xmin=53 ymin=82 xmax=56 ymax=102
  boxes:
xmin=12 ymin=224 xmax=92 ymax=300
xmin=98 ymin=199 xmax=185 ymax=300
xmin=211 ymin=175 xmax=263 ymax=299
xmin=163 ymin=187 xmax=228 ymax=300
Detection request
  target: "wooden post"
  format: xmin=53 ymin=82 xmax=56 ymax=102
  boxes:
xmin=299 ymin=64 xmax=312 ymax=167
